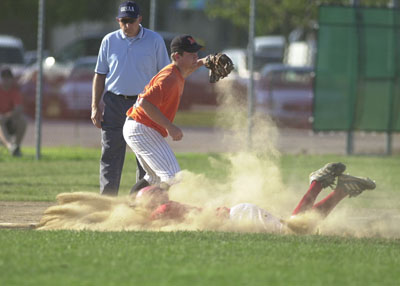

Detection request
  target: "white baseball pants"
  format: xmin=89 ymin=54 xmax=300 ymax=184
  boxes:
xmin=123 ymin=118 xmax=180 ymax=185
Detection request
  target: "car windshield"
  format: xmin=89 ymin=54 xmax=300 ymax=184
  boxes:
xmin=55 ymin=38 xmax=102 ymax=63
xmin=0 ymin=47 xmax=24 ymax=64
xmin=268 ymin=69 xmax=313 ymax=88
xmin=225 ymin=50 xmax=281 ymax=73
xmin=68 ymin=60 xmax=97 ymax=80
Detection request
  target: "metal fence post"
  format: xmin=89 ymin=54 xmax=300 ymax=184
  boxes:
xmin=35 ymin=0 xmax=45 ymax=160
xmin=386 ymin=0 xmax=399 ymax=155
xmin=346 ymin=0 xmax=359 ymax=154
xmin=149 ymin=0 xmax=156 ymax=31
xmin=247 ymin=0 xmax=256 ymax=150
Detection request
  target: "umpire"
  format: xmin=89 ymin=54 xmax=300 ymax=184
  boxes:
xmin=91 ymin=1 xmax=170 ymax=196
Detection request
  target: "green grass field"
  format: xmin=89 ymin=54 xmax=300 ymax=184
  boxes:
xmin=1 ymin=230 xmax=399 ymax=286
xmin=1 ymin=147 xmax=400 ymax=286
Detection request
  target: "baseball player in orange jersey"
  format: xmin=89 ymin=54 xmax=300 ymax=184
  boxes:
xmin=123 ymin=34 xmax=208 ymax=193
xmin=133 ymin=162 xmax=376 ymax=234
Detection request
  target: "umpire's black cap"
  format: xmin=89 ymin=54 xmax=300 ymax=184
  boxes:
xmin=117 ymin=1 xmax=140 ymax=18
xmin=170 ymin=35 xmax=203 ymax=53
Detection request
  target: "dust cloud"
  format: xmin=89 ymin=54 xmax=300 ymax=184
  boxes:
xmin=37 ymin=85 xmax=400 ymax=238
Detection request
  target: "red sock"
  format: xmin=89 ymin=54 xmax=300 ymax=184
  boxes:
xmin=312 ymin=188 xmax=347 ymax=218
xmin=292 ymin=181 xmax=323 ymax=216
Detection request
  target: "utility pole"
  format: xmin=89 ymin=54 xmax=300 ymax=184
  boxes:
xmin=247 ymin=0 xmax=256 ymax=150
xmin=385 ymin=0 xmax=399 ymax=155
xmin=346 ymin=0 xmax=360 ymax=154
xmin=150 ymin=0 xmax=157 ymax=31
xmin=35 ymin=0 xmax=45 ymax=160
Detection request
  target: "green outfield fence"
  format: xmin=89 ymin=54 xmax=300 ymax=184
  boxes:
xmin=313 ymin=5 xmax=400 ymax=133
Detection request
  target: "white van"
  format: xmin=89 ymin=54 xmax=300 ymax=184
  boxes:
xmin=254 ymin=36 xmax=285 ymax=63
xmin=0 ymin=35 xmax=25 ymax=64
xmin=0 ymin=35 xmax=25 ymax=77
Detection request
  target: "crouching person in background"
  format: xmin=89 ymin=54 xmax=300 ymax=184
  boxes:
xmin=0 ymin=67 xmax=27 ymax=157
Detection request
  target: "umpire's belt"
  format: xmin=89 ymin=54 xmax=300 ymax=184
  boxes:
xmin=109 ymin=91 xmax=138 ymax=100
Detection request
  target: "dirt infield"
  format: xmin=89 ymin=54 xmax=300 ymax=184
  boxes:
xmin=0 ymin=201 xmax=53 ymax=226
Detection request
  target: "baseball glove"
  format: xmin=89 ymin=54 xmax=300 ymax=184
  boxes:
xmin=204 ymin=53 xmax=234 ymax=83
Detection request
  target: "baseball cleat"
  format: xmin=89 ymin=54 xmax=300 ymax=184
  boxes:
xmin=309 ymin=162 xmax=346 ymax=188
xmin=336 ymin=174 xmax=376 ymax=197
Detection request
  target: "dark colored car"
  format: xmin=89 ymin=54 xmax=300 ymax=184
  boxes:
xmin=53 ymin=34 xmax=103 ymax=64
xmin=19 ymin=65 xmax=67 ymax=119
xmin=255 ymin=64 xmax=315 ymax=129
xmin=56 ymin=56 xmax=99 ymax=119
xmin=24 ymin=56 xmax=97 ymax=119
xmin=179 ymin=66 xmax=216 ymax=109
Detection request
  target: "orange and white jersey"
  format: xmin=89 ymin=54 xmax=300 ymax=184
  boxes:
xmin=126 ymin=63 xmax=185 ymax=137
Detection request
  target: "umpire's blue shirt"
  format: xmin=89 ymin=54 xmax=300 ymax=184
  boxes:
xmin=95 ymin=25 xmax=170 ymax=95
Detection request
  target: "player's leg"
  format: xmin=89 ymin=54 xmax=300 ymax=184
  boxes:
xmin=0 ymin=122 xmax=11 ymax=148
xmin=0 ymin=117 xmax=13 ymax=149
xmin=134 ymin=123 xmax=180 ymax=183
xmin=130 ymin=155 xmax=155 ymax=194
xmin=291 ymin=181 xmax=324 ymax=216
xmin=10 ymin=110 xmax=27 ymax=156
xmin=291 ymin=162 xmax=346 ymax=216
xmin=135 ymin=157 xmax=146 ymax=182
xmin=124 ymin=118 xmax=151 ymax=194
xmin=311 ymin=174 xmax=376 ymax=218
xmin=309 ymin=188 xmax=347 ymax=218
xmin=124 ymin=120 xmax=180 ymax=193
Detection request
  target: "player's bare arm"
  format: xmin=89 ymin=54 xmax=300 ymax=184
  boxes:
xmin=197 ymin=57 xmax=207 ymax=67
xmin=176 ymin=52 xmax=233 ymax=83
xmin=138 ymin=98 xmax=183 ymax=141
xmin=91 ymin=73 xmax=106 ymax=128
xmin=189 ymin=57 xmax=206 ymax=72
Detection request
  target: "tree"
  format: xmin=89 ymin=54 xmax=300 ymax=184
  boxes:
xmin=205 ymin=0 xmax=393 ymax=38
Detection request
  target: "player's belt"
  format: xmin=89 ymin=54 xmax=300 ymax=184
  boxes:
xmin=109 ymin=92 xmax=138 ymax=100
xmin=116 ymin=94 xmax=138 ymax=100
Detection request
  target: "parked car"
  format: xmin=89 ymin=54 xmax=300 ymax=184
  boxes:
xmin=57 ymin=56 xmax=99 ymax=118
xmin=20 ymin=56 xmax=96 ymax=119
xmin=0 ymin=34 xmax=26 ymax=78
xmin=179 ymin=66 xmax=216 ymax=109
xmin=20 ymin=70 xmax=66 ymax=119
xmin=254 ymin=35 xmax=285 ymax=66
xmin=53 ymin=34 xmax=104 ymax=65
xmin=213 ymin=48 xmax=247 ymax=103
xmin=214 ymin=48 xmax=265 ymax=104
xmin=255 ymin=64 xmax=314 ymax=129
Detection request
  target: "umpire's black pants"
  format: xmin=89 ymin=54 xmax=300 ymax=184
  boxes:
xmin=100 ymin=91 xmax=145 ymax=196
